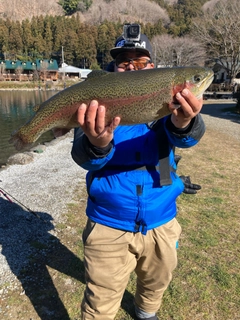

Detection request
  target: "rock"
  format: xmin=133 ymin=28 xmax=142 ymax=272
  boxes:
xmin=30 ymin=145 xmax=47 ymax=153
xmin=7 ymin=152 xmax=35 ymax=165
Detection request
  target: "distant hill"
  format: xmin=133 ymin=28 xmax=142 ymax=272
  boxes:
xmin=0 ymin=0 xmax=173 ymax=24
xmin=0 ymin=0 xmax=64 ymax=21
xmin=0 ymin=0 xmax=217 ymax=24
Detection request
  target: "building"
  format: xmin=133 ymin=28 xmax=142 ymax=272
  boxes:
xmin=58 ymin=63 xmax=92 ymax=79
xmin=0 ymin=59 xmax=59 ymax=81
xmin=213 ymin=60 xmax=240 ymax=84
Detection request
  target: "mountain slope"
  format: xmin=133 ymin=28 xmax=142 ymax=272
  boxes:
xmin=0 ymin=0 xmax=214 ymax=24
xmin=0 ymin=0 xmax=63 ymax=21
xmin=0 ymin=0 xmax=171 ymax=23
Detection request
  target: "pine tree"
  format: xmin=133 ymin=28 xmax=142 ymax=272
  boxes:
xmin=31 ymin=16 xmax=46 ymax=58
xmin=8 ymin=21 xmax=23 ymax=57
xmin=59 ymin=0 xmax=80 ymax=15
xmin=22 ymin=19 xmax=34 ymax=58
xmin=44 ymin=17 xmax=54 ymax=59
xmin=0 ymin=19 xmax=9 ymax=57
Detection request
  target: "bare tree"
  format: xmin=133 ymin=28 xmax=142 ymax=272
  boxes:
xmin=33 ymin=69 xmax=40 ymax=83
xmin=83 ymin=0 xmax=170 ymax=25
xmin=152 ymin=34 xmax=206 ymax=67
xmin=0 ymin=0 xmax=63 ymax=22
xmin=15 ymin=66 xmax=23 ymax=81
xmin=192 ymin=0 xmax=240 ymax=83
xmin=202 ymin=0 xmax=221 ymax=11
xmin=39 ymin=60 xmax=49 ymax=82
xmin=0 ymin=62 xmax=6 ymax=81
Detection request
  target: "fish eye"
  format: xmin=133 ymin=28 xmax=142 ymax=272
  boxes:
xmin=194 ymin=74 xmax=202 ymax=82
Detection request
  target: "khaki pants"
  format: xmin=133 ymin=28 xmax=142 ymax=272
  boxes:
xmin=81 ymin=218 xmax=182 ymax=320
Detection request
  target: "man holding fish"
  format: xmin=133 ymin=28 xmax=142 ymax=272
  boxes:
xmin=71 ymin=25 xmax=208 ymax=320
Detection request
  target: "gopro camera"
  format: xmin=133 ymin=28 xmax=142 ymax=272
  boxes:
xmin=123 ymin=23 xmax=141 ymax=43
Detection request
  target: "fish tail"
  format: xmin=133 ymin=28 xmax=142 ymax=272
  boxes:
xmin=9 ymin=132 xmax=29 ymax=151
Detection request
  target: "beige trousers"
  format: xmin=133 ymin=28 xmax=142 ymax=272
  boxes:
xmin=81 ymin=218 xmax=182 ymax=320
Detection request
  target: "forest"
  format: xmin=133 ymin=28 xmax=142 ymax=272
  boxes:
xmin=0 ymin=0 xmax=239 ymax=83
xmin=0 ymin=0 xmax=212 ymax=69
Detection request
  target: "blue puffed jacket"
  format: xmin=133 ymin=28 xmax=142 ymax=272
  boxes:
xmin=71 ymin=115 xmax=205 ymax=234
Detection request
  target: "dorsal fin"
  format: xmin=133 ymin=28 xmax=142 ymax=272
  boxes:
xmin=86 ymin=70 xmax=109 ymax=80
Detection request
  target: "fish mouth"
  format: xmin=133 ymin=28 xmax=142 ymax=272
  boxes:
xmin=195 ymin=71 xmax=214 ymax=99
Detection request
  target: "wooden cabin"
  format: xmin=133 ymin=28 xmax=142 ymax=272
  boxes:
xmin=0 ymin=59 xmax=59 ymax=81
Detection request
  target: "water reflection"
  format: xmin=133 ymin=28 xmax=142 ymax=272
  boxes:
xmin=0 ymin=90 xmax=57 ymax=166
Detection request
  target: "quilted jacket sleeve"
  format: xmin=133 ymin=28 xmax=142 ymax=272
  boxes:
xmin=71 ymin=128 xmax=115 ymax=170
xmin=164 ymin=114 xmax=205 ymax=148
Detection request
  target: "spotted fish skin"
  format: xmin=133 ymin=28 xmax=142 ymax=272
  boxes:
xmin=9 ymin=67 xmax=214 ymax=150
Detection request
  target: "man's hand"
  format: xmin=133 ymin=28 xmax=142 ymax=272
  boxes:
xmin=169 ymin=89 xmax=203 ymax=128
xmin=77 ymin=100 xmax=121 ymax=148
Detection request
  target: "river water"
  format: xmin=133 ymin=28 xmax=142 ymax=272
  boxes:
xmin=0 ymin=90 xmax=58 ymax=166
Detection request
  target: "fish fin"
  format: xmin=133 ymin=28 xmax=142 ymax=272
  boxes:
xmin=52 ymin=128 xmax=71 ymax=138
xmin=86 ymin=70 xmax=109 ymax=80
xmin=9 ymin=133 xmax=29 ymax=151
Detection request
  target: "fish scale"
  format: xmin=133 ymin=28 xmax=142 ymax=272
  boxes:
xmin=9 ymin=66 xmax=214 ymax=151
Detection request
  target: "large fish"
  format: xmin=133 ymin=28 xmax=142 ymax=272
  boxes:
xmin=10 ymin=67 xmax=213 ymax=150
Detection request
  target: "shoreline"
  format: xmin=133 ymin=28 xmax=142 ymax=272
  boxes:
xmin=0 ymin=87 xmax=63 ymax=92
xmin=0 ymin=78 xmax=82 ymax=92
xmin=0 ymin=129 xmax=71 ymax=170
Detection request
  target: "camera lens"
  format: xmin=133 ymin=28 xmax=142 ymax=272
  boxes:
xmin=123 ymin=23 xmax=141 ymax=42
xmin=129 ymin=25 xmax=140 ymax=37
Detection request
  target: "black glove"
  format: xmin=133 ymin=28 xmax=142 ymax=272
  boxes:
xmin=179 ymin=175 xmax=202 ymax=194
xmin=174 ymin=155 xmax=182 ymax=165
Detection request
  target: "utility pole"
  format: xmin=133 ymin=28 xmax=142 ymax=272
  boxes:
xmin=154 ymin=43 xmax=157 ymax=68
xmin=62 ymin=46 xmax=66 ymax=88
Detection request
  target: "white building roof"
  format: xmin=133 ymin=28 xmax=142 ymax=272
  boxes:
xmin=59 ymin=63 xmax=92 ymax=78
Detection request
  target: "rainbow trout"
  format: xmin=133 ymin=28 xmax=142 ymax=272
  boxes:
xmin=10 ymin=67 xmax=213 ymax=150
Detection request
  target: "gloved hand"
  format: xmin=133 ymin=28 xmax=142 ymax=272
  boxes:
xmin=179 ymin=175 xmax=201 ymax=194
xmin=174 ymin=155 xmax=182 ymax=165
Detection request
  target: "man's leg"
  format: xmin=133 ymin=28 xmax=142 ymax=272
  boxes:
xmin=134 ymin=218 xmax=182 ymax=317
xmin=81 ymin=219 xmax=137 ymax=320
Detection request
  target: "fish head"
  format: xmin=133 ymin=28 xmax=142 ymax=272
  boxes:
xmin=172 ymin=67 xmax=214 ymax=99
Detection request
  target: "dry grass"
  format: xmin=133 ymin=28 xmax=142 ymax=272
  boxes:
xmin=158 ymin=128 xmax=240 ymax=320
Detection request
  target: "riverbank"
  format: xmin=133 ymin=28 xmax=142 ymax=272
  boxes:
xmin=0 ymin=78 xmax=81 ymax=91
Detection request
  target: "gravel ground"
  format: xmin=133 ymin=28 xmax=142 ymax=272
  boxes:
xmin=0 ymin=131 xmax=86 ymax=292
xmin=0 ymin=100 xmax=239 ymax=296
xmin=201 ymin=100 xmax=240 ymax=141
